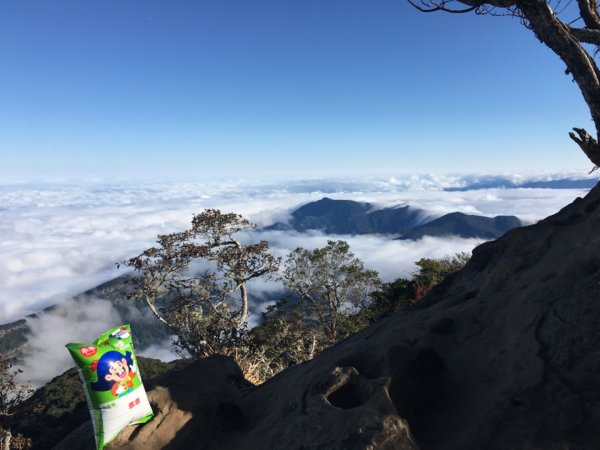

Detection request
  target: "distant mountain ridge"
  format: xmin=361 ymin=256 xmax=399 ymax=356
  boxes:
xmin=0 ymin=278 xmax=172 ymax=361
xmin=267 ymin=198 xmax=426 ymax=235
xmin=399 ymin=212 xmax=522 ymax=240
xmin=445 ymin=177 xmax=599 ymax=191
xmin=267 ymin=197 xmax=523 ymax=239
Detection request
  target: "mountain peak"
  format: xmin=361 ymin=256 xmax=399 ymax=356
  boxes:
xmin=269 ymin=198 xmax=521 ymax=239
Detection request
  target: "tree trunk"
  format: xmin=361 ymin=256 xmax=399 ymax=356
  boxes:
xmin=144 ymin=294 xmax=171 ymax=328
xmin=0 ymin=429 xmax=11 ymax=450
xmin=238 ymin=283 xmax=249 ymax=328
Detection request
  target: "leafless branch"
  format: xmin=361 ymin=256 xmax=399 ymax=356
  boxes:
xmin=407 ymin=0 xmax=480 ymax=13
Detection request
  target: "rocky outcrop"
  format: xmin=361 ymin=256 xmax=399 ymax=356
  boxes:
xmin=58 ymin=183 xmax=600 ymax=449
xmin=55 ymin=356 xmax=249 ymax=450
xmin=0 ymin=319 xmax=29 ymax=358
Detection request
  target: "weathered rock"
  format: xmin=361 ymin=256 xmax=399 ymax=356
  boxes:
xmin=58 ymin=183 xmax=600 ymax=449
xmin=54 ymin=356 xmax=248 ymax=450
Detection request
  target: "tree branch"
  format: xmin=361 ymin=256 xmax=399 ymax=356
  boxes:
xmin=407 ymin=0 xmax=480 ymax=13
xmin=570 ymin=26 xmax=600 ymax=44
xmin=143 ymin=293 xmax=171 ymax=328
xmin=576 ymin=0 xmax=600 ymax=30
xmin=459 ymin=0 xmax=518 ymax=7
xmin=569 ymin=127 xmax=600 ymax=170
xmin=516 ymin=0 xmax=600 ymax=168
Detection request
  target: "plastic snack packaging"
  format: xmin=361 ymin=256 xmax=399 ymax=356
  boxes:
xmin=66 ymin=324 xmax=154 ymax=450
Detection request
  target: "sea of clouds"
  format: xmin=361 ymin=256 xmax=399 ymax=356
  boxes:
xmin=1 ymin=172 xmax=595 ymax=385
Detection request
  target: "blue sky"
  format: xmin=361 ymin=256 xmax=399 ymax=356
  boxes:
xmin=0 ymin=0 xmax=593 ymax=179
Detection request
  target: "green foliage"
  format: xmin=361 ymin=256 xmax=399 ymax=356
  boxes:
xmin=122 ymin=213 xmax=469 ymax=386
xmin=137 ymin=356 xmax=175 ymax=381
xmin=360 ymin=251 xmax=471 ymax=322
xmin=412 ymin=252 xmax=470 ymax=300
xmin=282 ymin=240 xmax=382 ymax=345
xmin=254 ymin=251 xmax=471 ymax=380
xmin=32 ymin=368 xmax=81 ymax=420
xmin=250 ymin=298 xmax=325 ymax=381
xmin=234 ymin=240 xmax=383 ymax=382
xmin=359 ymin=277 xmax=415 ymax=324
xmin=124 ymin=209 xmax=280 ymax=358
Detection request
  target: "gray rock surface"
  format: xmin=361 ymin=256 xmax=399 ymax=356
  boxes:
xmin=58 ymin=183 xmax=600 ymax=449
xmin=55 ymin=356 xmax=248 ymax=450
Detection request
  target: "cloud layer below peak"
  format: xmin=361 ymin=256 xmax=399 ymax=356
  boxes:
xmin=0 ymin=173 xmax=595 ymax=324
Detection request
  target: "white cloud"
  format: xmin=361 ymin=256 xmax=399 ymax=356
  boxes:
xmin=0 ymin=173 xmax=595 ymax=386
xmin=15 ymin=297 xmax=123 ymax=388
xmin=255 ymin=229 xmax=482 ymax=281
xmin=0 ymin=173 xmax=593 ymax=326
xmin=14 ymin=297 xmax=178 ymax=387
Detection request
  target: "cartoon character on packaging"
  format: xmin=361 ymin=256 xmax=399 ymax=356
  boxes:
xmin=91 ymin=351 xmax=137 ymax=397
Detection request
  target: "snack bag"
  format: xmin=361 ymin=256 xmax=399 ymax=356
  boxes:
xmin=66 ymin=324 xmax=154 ymax=450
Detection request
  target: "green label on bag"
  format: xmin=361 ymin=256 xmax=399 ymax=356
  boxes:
xmin=66 ymin=324 xmax=154 ymax=450
xmin=67 ymin=325 xmax=144 ymax=407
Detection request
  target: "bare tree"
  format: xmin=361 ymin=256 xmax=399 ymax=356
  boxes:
xmin=124 ymin=209 xmax=280 ymax=357
xmin=409 ymin=0 xmax=600 ymax=172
